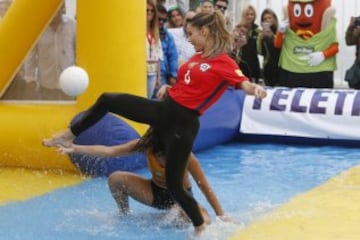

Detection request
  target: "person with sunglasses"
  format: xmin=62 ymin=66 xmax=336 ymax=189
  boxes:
xmin=43 ymin=11 xmax=267 ymax=235
xmin=214 ymin=0 xmax=233 ymax=31
xmin=214 ymin=0 xmax=228 ymax=14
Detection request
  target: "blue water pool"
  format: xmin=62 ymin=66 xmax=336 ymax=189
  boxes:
xmin=1 ymin=142 xmax=360 ymax=240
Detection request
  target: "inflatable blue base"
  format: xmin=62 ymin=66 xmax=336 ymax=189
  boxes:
xmin=193 ymin=88 xmax=244 ymax=151
xmin=70 ymin=113 xmax=146 ymax=177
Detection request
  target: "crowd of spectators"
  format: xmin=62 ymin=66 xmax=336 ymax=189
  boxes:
xmin=1 ymin=0 xmax=360 ymax=101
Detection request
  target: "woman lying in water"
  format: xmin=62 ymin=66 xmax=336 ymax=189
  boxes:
xmin=55 ymin=127 xmax=229 ymax=225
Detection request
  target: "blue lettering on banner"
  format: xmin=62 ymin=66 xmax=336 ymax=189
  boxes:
xmin=291 ymin=89 xmax=306 ymax=113
xmin=309 ymin=89 xmax=331 ymax=114
xmin=251 ymin=88 xmax=360 ymax=116
xmin=353 ymin=91 xmax=360 ymax=116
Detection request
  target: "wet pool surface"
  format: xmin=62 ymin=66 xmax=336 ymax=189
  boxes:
xmin=1 ymin=142 xmax=359 ymax=240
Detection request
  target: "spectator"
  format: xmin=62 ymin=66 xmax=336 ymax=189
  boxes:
xmin=156 ymin=0 xmax=166 ymax=6
xmin=214 ymin=0 xmax=227 ymax=14
xmin=167 ymin=6 xmax=184 ymax=28
xmin=157 ymin=0 xmax=187 ymax=15
xmin=168 ymin=10 xmax=196 ymax=66
xmin=237 ymin=4 xmax=261 ymax=83
xmin=157 ymin=4 xmax=178 ymax=89
xmin=146 ymin=0 xmax=163 ymax=98
xmin=257 ymin=8 xmax=281 ymax=87
xmin=214 ymin=0 xmax=233 ymax=31
xmin=230 ymin=22 xmax=252 ymax=79
xmin=0 ymin=0 xmax=11 ymax=22
xmin=345 ymin=16 xmax=360 ymax=89
xmin=198 ymin=0 xmax=214 ymax=14
xmin=4 ymin=3 xmax=76 ymax=100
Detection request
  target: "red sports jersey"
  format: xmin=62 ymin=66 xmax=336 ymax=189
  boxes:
xmin=168 ymin=53 xmax=249 ymax=115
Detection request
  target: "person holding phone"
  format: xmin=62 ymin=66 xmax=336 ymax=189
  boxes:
xmin=345 ymin=16 xmax=360 ymax=89
xmin=257 ymin=8 xmax=281 ymax=87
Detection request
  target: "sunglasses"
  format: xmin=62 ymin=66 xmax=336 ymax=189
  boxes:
xmin=158 ymin=17 xmax=167 ymax=23
xmin=215 ymin=5 xmax=227 ymax=10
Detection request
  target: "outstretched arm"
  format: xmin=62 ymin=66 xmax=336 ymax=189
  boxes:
xmin=57 ymin=139 xmax=139 ymax=157
xmin=187 ymin=153 xmax=225 ymax=218
xmin=237 ymin=81 xmax=267 ymax=99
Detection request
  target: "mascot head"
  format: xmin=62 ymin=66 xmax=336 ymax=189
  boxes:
xmin=288 ymin=0 xmax=331 ymax=39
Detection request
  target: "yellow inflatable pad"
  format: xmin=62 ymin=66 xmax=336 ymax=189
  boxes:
xmin=0 ymin=168 xmax=86 ymax=205
xmin=230 ymin=165 xmax=360 ymax=240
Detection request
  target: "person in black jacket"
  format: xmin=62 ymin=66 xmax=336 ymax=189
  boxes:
xmin=257 ymin=8 xmax=281 ymax=87
xmin=236 ymin=4 xmax=261 ymax=83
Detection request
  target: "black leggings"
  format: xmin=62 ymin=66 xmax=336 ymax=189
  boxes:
xmin=279 ymin=69 xmax=334 ymax=88
xmin=71 ymin=93 xmax=204 ymax=226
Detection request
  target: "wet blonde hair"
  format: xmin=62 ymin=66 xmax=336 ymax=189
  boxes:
xmin=189 ymin=11 xmax=232 ymax=58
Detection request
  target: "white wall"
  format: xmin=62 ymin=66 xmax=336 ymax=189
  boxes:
xmin=65 ymin=0 xmax=76 ymax=19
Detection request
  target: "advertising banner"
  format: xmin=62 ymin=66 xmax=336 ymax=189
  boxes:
xmin=240 ymin=88 xmax=360 ymax=140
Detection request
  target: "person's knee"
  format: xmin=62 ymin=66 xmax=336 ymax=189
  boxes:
xmin=108 ymin=171 xmax=126 ymax=188
xmin=98 ymin=93 xmax=113 ymax=104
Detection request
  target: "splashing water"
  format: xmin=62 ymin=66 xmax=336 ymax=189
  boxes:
xmin=1 ymin=142 xmax=360 ymax=240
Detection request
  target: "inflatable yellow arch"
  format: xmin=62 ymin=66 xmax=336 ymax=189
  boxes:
xmin=0 ymin=0 xmax=146 ymax=170
xmin=0 ymin=0 xmax=145 ymax=202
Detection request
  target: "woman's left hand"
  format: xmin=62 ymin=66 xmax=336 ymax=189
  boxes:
xmin=253 ymin=84 xmax=267 ymax=99
xmin=56 ymin=144 xmax=74 ymax=155
xmin=156 ymin=84 xmax=171 ymax=101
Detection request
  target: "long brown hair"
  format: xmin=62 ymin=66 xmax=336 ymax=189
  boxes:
xmin=260 ymin=8 xmax=279 ymax=30
xmin=134 ymin=127 xmax=163 ymax=154
xmin=147 ymin=0 xmax=160 ymax=43
xmin=189 ymin=11 xmax=232 ymax=58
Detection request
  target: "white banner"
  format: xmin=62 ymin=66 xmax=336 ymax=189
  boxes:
xmin=240 ymin=88 xmax=360 ymax=140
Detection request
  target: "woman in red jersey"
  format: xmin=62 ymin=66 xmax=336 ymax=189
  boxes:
xmin=43 ymin=11 xmax=266 ymax=235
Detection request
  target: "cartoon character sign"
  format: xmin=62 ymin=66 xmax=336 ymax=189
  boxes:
xmin=274 ymin=0 xmax=338 ymax=88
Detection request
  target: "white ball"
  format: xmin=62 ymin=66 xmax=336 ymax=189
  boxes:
xmin=59 ymin=66 xmax=89 ymax=96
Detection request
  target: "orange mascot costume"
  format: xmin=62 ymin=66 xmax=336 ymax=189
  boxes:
xmin=274 ymin=0 xmax=338 ymax=88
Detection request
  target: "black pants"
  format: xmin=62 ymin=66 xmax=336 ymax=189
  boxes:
xmin=151 ymin=181 xmax=193 ymax=210
xmin=71 ymin=93 xmax=204 ymax=226
xmin=279 ymin=69 xmax=334 ymax=88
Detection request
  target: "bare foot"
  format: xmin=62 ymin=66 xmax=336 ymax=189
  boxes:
xmin=194 ymin=223 xmax=207 ymax=236
xmin=42 ymin=129 xmax=75 ymax=147
xmin=199 ymin=206 xmax=211 ymax=225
